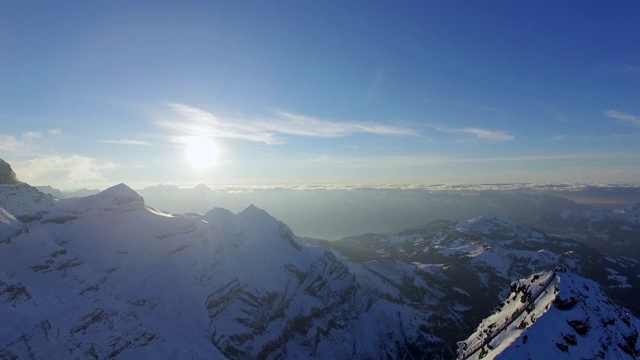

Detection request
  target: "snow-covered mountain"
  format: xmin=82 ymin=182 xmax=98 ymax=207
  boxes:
xmin=531 ymin=202 xmax=640 ymax=259
xmin=0 ymin=167 xmax=455 ymax=358
xmin=456 ymin=270 xmax=640 ymax=359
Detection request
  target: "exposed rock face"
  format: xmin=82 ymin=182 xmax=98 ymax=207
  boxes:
xmin=0 ymin=160 xmax=19 ymax=185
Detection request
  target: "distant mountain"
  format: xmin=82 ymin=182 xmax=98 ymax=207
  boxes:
xmin=137 ymin=183 xmax=219 ymax=214
xmin=456 ymin=270 xmax=640 ymax=359
xmin=137 ymin=184 xmax=591 ymax=240
xmin=35 ymin=185 xmax=100 ymax=199
xmin=36 ymin=182 xmax=602 ymax=241
xmin=531 ymin=202 xmax=640 ymax=259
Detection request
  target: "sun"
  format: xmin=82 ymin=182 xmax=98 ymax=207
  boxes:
xmin=184 ymin=136 xmax=219 ymax=170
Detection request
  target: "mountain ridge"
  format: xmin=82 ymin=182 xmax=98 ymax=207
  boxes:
xmin=457 ymin=270 xmax=640 ymax=359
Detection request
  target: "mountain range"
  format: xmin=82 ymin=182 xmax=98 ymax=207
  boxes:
xmin=2 ymin=159 xmax=640 ymax=359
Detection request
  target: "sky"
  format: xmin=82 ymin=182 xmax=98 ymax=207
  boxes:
xmin=1 ymin=0 xmax=640 ymax=189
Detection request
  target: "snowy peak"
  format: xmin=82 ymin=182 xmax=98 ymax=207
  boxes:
xmin=238 ymin=203 xmax=270 ymax=218
xmin=34 ymin=183 xmax=147 ymax=221
xmin=237 ymin=204 xmax=284 ymax=234
xmin=98 ymin=183 xmax=142 ymax=201
xmin=457 ymin=270 xmax=640 ymax=359
xmin=79 ymin=183 xmax=144 ymax=211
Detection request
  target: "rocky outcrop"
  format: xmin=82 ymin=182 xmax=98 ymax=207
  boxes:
xmin=0 ymin=159 xmax=20 ymax=185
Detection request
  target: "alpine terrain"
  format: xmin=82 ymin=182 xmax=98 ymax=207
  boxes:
xmin=1 ymin=159 xmax=639 ymax=359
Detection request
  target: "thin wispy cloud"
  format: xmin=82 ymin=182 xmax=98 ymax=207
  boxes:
xmin=0 ymin=129 xmax=67 ymax=155
xmin=266 ymin=111 xmax=417 ymax=137
xmin=98 ymin=139 xmax=151 ymax=146
xmin=431 ymin=125 xmax=515 ymax=142
xmin=22 ymin=131 xmax=42 ymax=141
xmin=549 ymin=135 xmax=568 ymax=141
xmin=161 ymin=103 xmax=418 ymax=144
xmin=605 ymin=109 xmax=640 ymax=127
xmin=460 ymin=127 xmax=514 ymax=141
xmin=367 ymin=68 xmax=384 ymax=96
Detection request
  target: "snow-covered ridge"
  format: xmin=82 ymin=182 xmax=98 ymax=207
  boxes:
xmin=0 ymin=184 xmax=55 ymax=222
xmin=48 ymin=183 xmax=146 ymax=214
xmin=457 ymin=270 xmax=640 ymax=359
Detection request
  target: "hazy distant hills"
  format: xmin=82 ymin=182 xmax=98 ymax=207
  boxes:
xmin=36 ymin=182 xmax=608 ymax=240
xmin=39 ymin=181 xmax=640 ymax=261
xmin=530 ymin=203 xmax=640 ymax=259
xmin=137 ymin=186 xmax=594 ymax=240
xmin=35 ymin=185 xmax=100 ymax=199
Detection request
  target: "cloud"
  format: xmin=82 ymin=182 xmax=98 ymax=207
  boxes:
xmin=98 ymin=139 xmax=151 ymax=146
xmin=161 ymin=104 xmax=280 ymax=144
xmin=367 ymin=68 xmax=384 ymax=96
xmin=431 ymin=125 xmax=515 ymax=142
xmin=22 ymin=131 xmax=42 ymax=141
xmin=0 ymin=134 xmax=40 ymax=154
xmin=604 ymin=109 xmax=640 ymax=127
xmin=13 ymin=155 xmax=115 ymax=189
xmin=460 ymin=127 xmax=515 ymax=141
xmin=0 ymin=129 xmax=67 ymax=155
xmin=549 ymin=135 xmax=567 ymax=141
xmin=265 ymin=111 xmax=418 ymax=137
xmin=161 ymin=103 xmax=418 ymax=144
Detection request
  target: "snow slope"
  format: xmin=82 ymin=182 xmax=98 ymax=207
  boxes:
xmin=0 ymin=184 xmax=55 ymax=221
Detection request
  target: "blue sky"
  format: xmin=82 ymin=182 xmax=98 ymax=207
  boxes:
xmin=1 ymin=1 xmax=639 ymax=189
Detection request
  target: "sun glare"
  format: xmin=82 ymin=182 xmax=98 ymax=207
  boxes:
xmin=184 ymin=136 xmax=219 ymax=170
